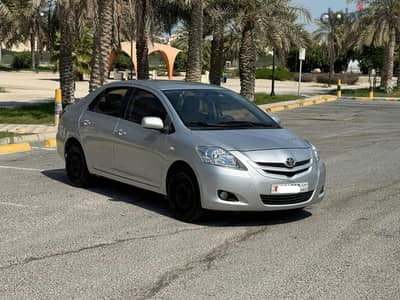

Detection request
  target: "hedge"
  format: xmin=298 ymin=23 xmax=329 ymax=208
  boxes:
xmin=316 ymin=73 xmax=359 ymax=85
xmin=255 ymin=67 xmax=293 ymax=81
xmin=11 ymin=52 xmax=32 ymax=69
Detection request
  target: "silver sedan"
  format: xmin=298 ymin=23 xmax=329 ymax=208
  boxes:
xmin=57 ymin=81 xmax=326 ymax=221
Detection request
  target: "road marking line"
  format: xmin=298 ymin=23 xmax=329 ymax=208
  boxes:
xmin=0 ymin=165 xmax=44 ymax=172
xmin=31 ymin=147 xmax=56 ymax=151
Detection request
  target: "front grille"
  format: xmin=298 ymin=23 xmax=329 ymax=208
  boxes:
xmin=264 ymin=167 xmax=310 ymax=178
xmin=256 ymin=159 xmax=311 ymax=169
xmin=261 ymin=191 xmax=314 ymax=205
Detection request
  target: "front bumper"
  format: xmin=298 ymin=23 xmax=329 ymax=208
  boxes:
xmin=196 ymin=152 xmax=326 ymax=211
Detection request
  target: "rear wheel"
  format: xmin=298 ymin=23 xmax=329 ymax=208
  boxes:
xmin=167 ymin=168 xmax=204 ymax=222
xmin=65 ymin=144 xmax=91 ymax=187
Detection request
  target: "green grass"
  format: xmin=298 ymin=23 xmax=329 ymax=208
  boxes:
xmin=0 ymin=102 xmax=54 ymax=124
xmin=0 ymin=64 xmax=55 ymax=72
xmin=330 ymin=88 xmax=400 ymax=98
xmin=254 ymin=93 xmax=304 ymax=105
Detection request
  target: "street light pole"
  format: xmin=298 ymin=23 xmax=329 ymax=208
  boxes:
xmin=270 ymin=48 xmax=276 ymax=97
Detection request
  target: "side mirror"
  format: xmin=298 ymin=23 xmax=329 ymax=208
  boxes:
xmin=270 ymin=114 xmax=281 ymax=125
xmin=141 ymin=116 xmax=164 ymax=130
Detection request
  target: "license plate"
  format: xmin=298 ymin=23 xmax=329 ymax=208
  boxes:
xmin=271 ymin=183 xmax=308 ymax=194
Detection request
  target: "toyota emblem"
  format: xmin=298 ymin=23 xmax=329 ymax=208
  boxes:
xmin=286 ymin=157 xmax=296 ymax=168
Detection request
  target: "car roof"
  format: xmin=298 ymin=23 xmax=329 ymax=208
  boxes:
xmin=104 ymin=80 xmax=225 ymax=91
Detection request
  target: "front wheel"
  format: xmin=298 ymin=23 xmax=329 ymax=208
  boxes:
xmin=65 ymin=144 xmax=91 ymax=187
xmin=167 ymin=169 xmax=204 ymax=222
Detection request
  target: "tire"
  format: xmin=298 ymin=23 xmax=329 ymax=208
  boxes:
xmin=65 ymin=144 xmax=91 ymax=187
xmin=167 ymin=168 xmax=205 ymax=222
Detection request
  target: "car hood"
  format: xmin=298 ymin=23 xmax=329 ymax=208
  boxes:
xmin=191 ymin=129 xmax=309 ymax=151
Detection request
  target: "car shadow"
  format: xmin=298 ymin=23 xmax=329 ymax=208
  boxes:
xmin=42 ymin=169 xmax=312 ymax=227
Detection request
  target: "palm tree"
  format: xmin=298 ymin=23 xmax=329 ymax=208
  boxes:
xmin=156 ymin=0 xmax=206 ymax=82
xmin=59 ymin=0 xmax=74 ymax=103
xmin=205 ymin=0 xmax=237 ymax=85
xmin=358 ymin=0 xmax=400 ymax=93
xmin=89 ymin=0 xmax=113 ymax=91
xmin=185 ymin=0 xmax=203 ymax=82
xmin=135 ymin=0 xmax=152 ymax=80
xmin=314 ymin=12 xmax=359 ymax=83
xmin=0 ymin=0 xmax=47 ymax=70
xmin=236 ymin=0 xmax=310 ymax=100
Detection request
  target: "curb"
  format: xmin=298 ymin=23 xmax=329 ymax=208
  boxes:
xmin=0 ymin=136 xmax=56 ymax=155
xmin=44 ymin=138 xmax=57 ymax=148
xmin=343 ymin=96 xmax=400 ymax=102
xmin=259 ymin=95 xmax=338 ymax=113
xmin=0 ymin=132 xmax=56 ymax=145
xmin=0 ymin=143 xmax=31 ymax=155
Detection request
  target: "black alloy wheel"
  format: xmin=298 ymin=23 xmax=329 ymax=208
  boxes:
xmin=65 ymin=144 xmax=91 ymax=187
xmin=167 ymin=169 xmax=204 ymax=222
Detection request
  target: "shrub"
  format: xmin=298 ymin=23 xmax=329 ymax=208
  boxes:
xmin=316 ymin=73 xmax=359 ymax=85
xmin=112 ymin=53 xmax=132 ymax=70
xmin=255 ymin=67 xmax=293 ymax=81
xmin=11 ymin=52 xmax=32 ymax=69
xmin=293 ymin=73 xmax=314 ymax=82
xmin=225 ymin=68 xmax=240 ymax=78
xmin=342 ymin=74 xmax=359 ymax=85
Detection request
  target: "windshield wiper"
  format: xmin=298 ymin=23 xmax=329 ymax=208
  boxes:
xmin=217 ymin=121 xmax=277 ymax=128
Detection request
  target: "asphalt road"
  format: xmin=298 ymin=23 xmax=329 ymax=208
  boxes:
xmin=1 ymin=100 xmax=399 ymax=299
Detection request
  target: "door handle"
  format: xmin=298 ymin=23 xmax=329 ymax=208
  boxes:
xmin=117 ymin=129 xmax=127 ymax=136
xmin=82 ymin=119 xmax=92 ymax=126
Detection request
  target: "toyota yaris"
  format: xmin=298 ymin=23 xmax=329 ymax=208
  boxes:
xmin=57 ymin=81 xmax=326 ymax=221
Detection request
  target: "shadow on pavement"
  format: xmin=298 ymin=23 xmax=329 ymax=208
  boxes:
xmin=0 ymin=100 xmax=52 ymax=107
xmin=42 ymin=169 xmax=312 ymax=227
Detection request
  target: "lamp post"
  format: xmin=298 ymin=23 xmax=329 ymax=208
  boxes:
xmin=32 ymin=11 xmax=46 ymax=73
xmin=320 ymin=9 xmax=344 ymax=87
xmin=270 ymin=48 xmax=276 ymax=97
xmin=397 ymin=32 xmax=400 ymax=89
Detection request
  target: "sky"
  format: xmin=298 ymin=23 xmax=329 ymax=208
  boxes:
xmin=293 ymin=0 xmax=358 ymax=31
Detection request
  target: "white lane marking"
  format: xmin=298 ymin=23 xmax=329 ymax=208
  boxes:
xmin=0 ymin=202 xmax=38 ymax=208
xmin=31 ymin=147 xmax=56 ymax=151
xmin=0 ymin=165 xmax=44 ymax=172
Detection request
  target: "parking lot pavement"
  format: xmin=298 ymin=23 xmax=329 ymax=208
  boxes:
xmin=1 ymin=99 xmax=399 ymax=299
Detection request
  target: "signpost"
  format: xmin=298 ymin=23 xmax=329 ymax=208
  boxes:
xmin=298 ymin=48 xmax=306 ymax=96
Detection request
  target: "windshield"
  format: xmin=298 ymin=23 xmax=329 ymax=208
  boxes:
xmin=163 ymin=89 xmax=280 ymax=130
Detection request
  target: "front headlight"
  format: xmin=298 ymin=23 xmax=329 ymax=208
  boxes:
xmin=196 ymin=146 xmax=246 ymax=170
xmin=310 ymin=143 xmax=320 ymax=161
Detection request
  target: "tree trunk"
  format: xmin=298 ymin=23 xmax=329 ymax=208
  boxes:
xmin=185 ymin=0 xmax=203 ymax=82
xmin=397 ymin=41 xmax=400 ymax=89
xmin=209 ymin=23 xmax=225 ymax=86
xmin=136 ymin=0 xmax=150 ymax=80
xmin=381 ymin=28 xmax=396 ymax=94
xmin=239 ymin=18 xmax=256 ymax=101
xmin=89 ymin=0 xmax=113 ymax=92
xmin=59 ymin=1 xmax=75 ymax=104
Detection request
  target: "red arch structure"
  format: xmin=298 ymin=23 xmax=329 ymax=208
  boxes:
xmin=109 ymin=41 xmax=181 ymax=80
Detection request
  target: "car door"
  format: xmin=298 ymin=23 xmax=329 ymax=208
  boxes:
xmin=79 ymin=87 xmax=130 ymax=172
xmin=113 ymin=88 xmax=171 ymax=189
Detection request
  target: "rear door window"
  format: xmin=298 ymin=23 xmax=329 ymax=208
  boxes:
xmin=88 ymin=87 xmax=130 ymax=118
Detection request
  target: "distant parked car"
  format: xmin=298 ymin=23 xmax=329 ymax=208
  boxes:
xmin=57 ymin=81 xmax=326 ymax=222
